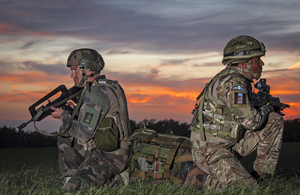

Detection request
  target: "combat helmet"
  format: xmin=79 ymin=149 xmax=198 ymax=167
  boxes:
xmin=67 ymin=48 xmax=105 ymax=87
xmin=222 ymin=35 xmax=265 ymax=65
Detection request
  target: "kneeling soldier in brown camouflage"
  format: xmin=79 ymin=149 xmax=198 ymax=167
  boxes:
xmin=51 ymin=48 xmax=131 ymax=189
xmin=189 ymin=35 xmax=284 ymax=191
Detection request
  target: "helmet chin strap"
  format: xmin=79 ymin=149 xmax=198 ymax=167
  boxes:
xmin=75 ymin=65 xmax=101 ymax=87
xmin=247 ymin=59 xmax=261 ymax=80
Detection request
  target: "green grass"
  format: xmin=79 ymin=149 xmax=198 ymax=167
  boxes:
xmin=0 ymin=144 xmax=300 ymax=195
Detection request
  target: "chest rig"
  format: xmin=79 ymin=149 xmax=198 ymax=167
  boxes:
xmin=189 ymin=68 xmax=248 ymax=143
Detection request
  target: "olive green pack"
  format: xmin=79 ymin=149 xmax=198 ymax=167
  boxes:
xmin=127 ymin=126 xmax=193 ymax=184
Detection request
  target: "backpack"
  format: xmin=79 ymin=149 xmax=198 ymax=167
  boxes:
xmin=127 ymin=125 xmax=193 ymax=184
xmin=96 ymin=77 xmax=131 ymax=141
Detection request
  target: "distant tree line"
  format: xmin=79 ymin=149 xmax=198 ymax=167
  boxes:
xmin=0 ymin=118 xmax=299 ymax=148
xmin=282 ymin=118 xmax=300 ymax=142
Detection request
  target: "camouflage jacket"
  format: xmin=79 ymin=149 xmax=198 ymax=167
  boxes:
xmin=190 ymin=66 xmax=272 ymax=142
xmin=60 ymin=77 xmax=130 ymax=151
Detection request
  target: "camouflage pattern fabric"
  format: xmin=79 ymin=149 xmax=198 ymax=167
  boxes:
xmin=58 ymin=135 xmax=86 ymax=179
xmin=58 ymin=77 xmax=129 ymax=189
xmin=190 ymin=66 xmax=284 ymax=191
xmin=183 ymin=164 xmax=208 ymax=189
xmin=64 ymin=148 xmax=128 ymax=189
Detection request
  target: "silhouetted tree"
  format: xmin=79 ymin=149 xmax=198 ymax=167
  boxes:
xmin=283 ymin=118 xmax=300 ymax=142
xmin=1 ymin=117 xmax=299 ymax=148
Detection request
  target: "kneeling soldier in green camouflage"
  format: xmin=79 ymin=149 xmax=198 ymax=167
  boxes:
xmin=189 ymin=35 xmax=284 ymax=191
xmin=51 ymin=48 xmax=130 ymax=189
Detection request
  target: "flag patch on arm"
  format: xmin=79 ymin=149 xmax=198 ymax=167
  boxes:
xmin=231 ymin=86 xmax=248 ymax=107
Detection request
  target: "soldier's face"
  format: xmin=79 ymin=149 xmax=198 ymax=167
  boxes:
xmin=70 ymin=65 xmax=82 ymax=85
xmin=251 ymin=57 xmax=264 ymax=73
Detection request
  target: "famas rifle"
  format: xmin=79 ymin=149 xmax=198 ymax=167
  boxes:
xmin=14 ymin=85 xmax=83 ymax=135
xmin=250 ymin=78 xmax=290 ymax=116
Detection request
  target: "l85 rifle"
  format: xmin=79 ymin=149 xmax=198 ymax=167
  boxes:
xmin=14 ymin=85 xmax=83 ymax=135
xmin=249 ymin=78 xmax=290 ymax=116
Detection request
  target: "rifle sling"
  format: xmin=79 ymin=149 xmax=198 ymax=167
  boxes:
xmin=65 ymin=89 xmax=86 ymax=132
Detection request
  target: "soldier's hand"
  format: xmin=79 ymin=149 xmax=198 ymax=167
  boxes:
xmin=267 ymin=105 xmax=274 ymax=112
xmin=51 ymin=106 xmax=64 ymax=119
xmin=65 ymin=100 xmax=75 ymax=109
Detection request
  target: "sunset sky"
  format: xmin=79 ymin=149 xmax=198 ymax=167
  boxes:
xmin=0 ymin=0 xmax=300 ymax=133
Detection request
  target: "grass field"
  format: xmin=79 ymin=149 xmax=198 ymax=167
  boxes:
xmin=0 ymin=143 xmax=300 ymax=195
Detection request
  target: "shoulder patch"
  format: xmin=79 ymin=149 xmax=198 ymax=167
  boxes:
xmin=233 ymin=86 xmax=245 ymax=92
xmin=234 ymin=92 xmax=246 ymax=105
xmin=231 ymin=85 xmax=249 ymax=107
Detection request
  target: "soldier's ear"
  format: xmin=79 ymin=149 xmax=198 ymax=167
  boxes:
xmin=237 ymin=62 xmax=248 ymax=69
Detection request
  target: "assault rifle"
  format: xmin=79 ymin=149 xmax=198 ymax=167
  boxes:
xmin=250 ymin=78 xmax=290 ymax=116
xmin=14 ymin=85 xmax=83 ymax=133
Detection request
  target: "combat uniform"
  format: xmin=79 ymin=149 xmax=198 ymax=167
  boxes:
xmin=189 ymin=66 xmax=284 ymax=190
xmin=58 ymin=77 xmax=129 ymax=189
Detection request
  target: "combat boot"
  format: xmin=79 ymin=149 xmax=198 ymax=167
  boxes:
xmin=250 ymin=171 xmax=271 ymax=183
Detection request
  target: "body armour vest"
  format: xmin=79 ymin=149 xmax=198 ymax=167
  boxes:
xmin=189 ymin=67 xmax=253 ymax=143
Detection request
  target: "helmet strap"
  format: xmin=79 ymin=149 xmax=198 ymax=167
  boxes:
xmin=247 ymin=58 xmax=261 ymax=80
xmin=76 ymin=65 xmax=101 ymax=87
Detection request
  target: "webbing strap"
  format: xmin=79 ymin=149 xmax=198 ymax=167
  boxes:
xmin=130 ymin=171 xmax=146 ymax=178
xmin=174 ymin=154 xmax=193 ymax=163
xmin=65 ymin=89 xmax=86 ymax=132
xmin=33 ymin=120 xmax=59 ymax=137
xmin=169 ymin=175 xmax=183 ymax=185
xmin=130 ymin=171 xmax=183 ymax=184
xmin=143 ymin=132 xmax=159 ymax=143
xmin=104 ymin=148 xmax=129 ymax=155
xmin=163 ymin=138 xmax=185 ymax=178
xmin=132 ymin=151 xmax=156 ymax=163
xmin=203 ymin=123 xmax=231 ymax=132
xmin=196 ymin=85 xmax=207 ymax=102
xmin=198 ymin=96 xmax=206 ymax=141
xmin=202 ymin=111 xmax=234 ymax=121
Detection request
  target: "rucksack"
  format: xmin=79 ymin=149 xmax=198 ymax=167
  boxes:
xmin=96 ymin=77 xmax=131 ymax=141
xmin=127 ymin=125 xmax=193 ymax=184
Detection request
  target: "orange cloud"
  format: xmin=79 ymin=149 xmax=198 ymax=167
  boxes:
xmin=0 ymin=22 xmax=50 ymax=36
xmin=12 ymin=85 xmax=18 ymax=90
xmin=0 ymin=72 xmax=72 ymax=88
xmin=1 ymin=68 xmax=299 ymax=123
xmin=282 ymin=102 xmax=300 ymax=119
xmin=287 ymin=61 xmax=300 ymax=69
xmin=0 ymin=89 xmax=61 ymax=103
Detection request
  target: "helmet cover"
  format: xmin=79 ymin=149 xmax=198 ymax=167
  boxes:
xmin=222 ymin=35 xmax=265 ymax=65
xmin=67 ymin=48 xmax=105 ymax=72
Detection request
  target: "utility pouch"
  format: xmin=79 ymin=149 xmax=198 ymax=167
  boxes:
xmin=94 ymin=117 xmax=120 ymax=152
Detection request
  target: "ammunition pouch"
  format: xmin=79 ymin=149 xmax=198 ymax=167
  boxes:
xmin=94 ymin=117 xmax=120 ymax=152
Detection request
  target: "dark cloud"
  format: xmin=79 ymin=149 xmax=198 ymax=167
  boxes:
xmin=106 ymin=49 xmax=131 ymax=54
xmin=1 ymin=1 xmax=300 ymax=54
xmin=19 ymin=41 xmax=39 ymax=49
xmin=160 ymin=58 xmax=190 ymax=66
xmin=0 ymin=60 xmax=69 ymax=75
xmin=192 ymin=62 xmax=220 ymax=67
xmin=22 ymin=61 xmax=69 ymax=75
xmin=151 ymin=68 xmax=159 ymax=74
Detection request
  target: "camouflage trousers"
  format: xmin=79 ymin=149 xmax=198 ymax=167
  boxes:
xmin=192 ymin=112 xmax=284 ymax=191
xmin=58 ymin=136 xmax=128 ymax=189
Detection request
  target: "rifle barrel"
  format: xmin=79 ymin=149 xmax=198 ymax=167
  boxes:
xmin=14 ymin=119 xmax=33 ymax=133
